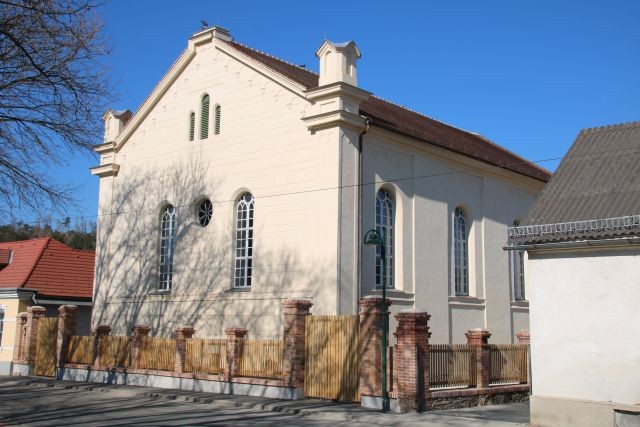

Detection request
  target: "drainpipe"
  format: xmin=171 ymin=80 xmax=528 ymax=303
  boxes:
xmin=355 ymin=118 xmax=371 ymax=313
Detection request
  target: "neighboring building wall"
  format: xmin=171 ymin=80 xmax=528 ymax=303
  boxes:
xmin=528 ymin=247 xmax=640 ymax=427
xmin=93 ymin=40 xmax=341 ymax=338
xmin=0 ymin=299 xmax=27 ymax=374
xmin=360 ymin=130 xmax=540 ymax=343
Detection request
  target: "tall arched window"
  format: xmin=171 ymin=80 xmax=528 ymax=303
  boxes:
xmin=214 ymin=105 xmax=221 ymax=135
xmin=512 ymin=220 xmax=526 ymax=300
xmin=200 ymin=94 xmax=210 ymax=139
xmin=158 ymin=205 xmax=177 ymax=291
xmin=376 ymin=189 xmax=394 ymax=289
xmin=234 ymin=193 xmax=254 ymax=288
xmin=188 ymin=111 xmax=195 ymax=141
xmin=454 ymin=207 xmax=469 ymax=296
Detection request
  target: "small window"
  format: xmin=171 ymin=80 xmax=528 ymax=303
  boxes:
xmin=214 ymin=105 xmax=221 ymax=135
xmin=375 ymin=189 xmax=394 ymax=289
xmin=200 ymin=94 xmax=210 ymax=139
xmin=158 ymin=205 xmax=177 ymax=291
xmin=234 ymin=193 xmax=254 ymax=288
xmin=454 ymin=207 xmax=469 ymax=296
xmin=188 ymin=112 xmax=195 ymax=141
xmin=198 ymin=199 xmax=213 ymax=227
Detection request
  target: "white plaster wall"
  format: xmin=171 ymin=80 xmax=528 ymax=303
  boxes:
xmin=360 ymin=130 xmax=540 ymax=344
xmin=93 ymin=39 xmax=341 ymax=338
xmin=528 ymin=248 xmax=640 ymax=405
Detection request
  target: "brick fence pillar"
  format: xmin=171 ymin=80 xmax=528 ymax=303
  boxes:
xmin=224 ymin=327 xmax=248 ymax=380
xmin=516 ymin=330 xmax=530 ymax=344
xmin=359 ymin=296 xmax=391 ymax=399
xmin=23 ymin=306 xmax=46 ymax=367
xmin=130 ymin=325 xmax=151 ymax=369
xmin=175 ymin=326 xmax=195 ymax=374
xmin=93 ymin=324 xmax=112 ymax=366
xmin=281 ymin=299 xmax=313 ymax=390
xmin=394 ymin=309 xmax=431 ymax=412
xmin=55 ymin=305 xmax=78 ymax=373
xmin=12 ymin=312 xmax=28 ymax=363
xmin=466 ymin=328 xmax=492 ymax=389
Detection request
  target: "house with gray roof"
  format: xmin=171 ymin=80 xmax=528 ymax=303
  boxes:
xmin=507 ymin=121 xmax=640 ymax=427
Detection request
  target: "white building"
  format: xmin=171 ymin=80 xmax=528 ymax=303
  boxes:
xmin=508 ymin=121 xmax=640 ymax=426
xmin=91 ymin=27 xmax=548 ymax=343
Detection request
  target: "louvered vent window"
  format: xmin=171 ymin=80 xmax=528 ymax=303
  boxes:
xmin=200 ymin=94 xmax=210 ymax=139
xmin=214 ymin=105 xmax=221 ymax=135
xmin=188 ymin=112 xmax=195 ymax=141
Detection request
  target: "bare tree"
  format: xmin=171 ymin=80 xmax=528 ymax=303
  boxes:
xmin=0 ymin=0 xmax=111 ymax=215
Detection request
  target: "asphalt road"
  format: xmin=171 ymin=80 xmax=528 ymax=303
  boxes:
xmin=0 ymin=377 xmax=530 ymax=426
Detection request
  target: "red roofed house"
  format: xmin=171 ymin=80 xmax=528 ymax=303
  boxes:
xmin=0 ymin=238 xmax=94 ymax=374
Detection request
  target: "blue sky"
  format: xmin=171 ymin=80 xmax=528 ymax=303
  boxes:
xmin=46 ymin=0 xmax=640 ymax=225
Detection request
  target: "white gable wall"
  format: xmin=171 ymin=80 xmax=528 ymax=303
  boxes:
xmin=93 ymin=40 xmax=342 ymax=337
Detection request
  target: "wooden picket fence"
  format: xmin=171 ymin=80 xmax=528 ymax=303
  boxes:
xmin=237 ymin=339 xmax=283 ymax=379
xmin=67 ymin=336 xmax=95 ymax=364
xmin=184 ymin=338 xmax=227 ymax=374
xmin=34 ymin=317 xmax=58 ymax=377
xmin=429 ymin=344 xmax=476 ymax=388
xmin=100 ymin=336 xmax=132 ymax=367
xmin=138 ymin=337 xmax=176 ymax=371
xmin=489 ymin=344 xmax=528 ymax=385
xmin=304 ymin=315 xmax=360 ymax=402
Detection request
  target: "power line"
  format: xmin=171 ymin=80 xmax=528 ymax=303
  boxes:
xmin=5 ymin=144 xmax=638 ymax=227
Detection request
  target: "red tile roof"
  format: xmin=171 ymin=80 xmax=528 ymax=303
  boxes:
xmin=0 ymin=238 xmax=94 ymax=299
xmin=228 ymin=41 xmax=550 ymax=182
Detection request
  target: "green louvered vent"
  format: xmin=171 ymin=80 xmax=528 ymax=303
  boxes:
xmin=189 ymin=112 xmax=195 ymax=141
xmin=214 ymin=105 xmax=221 ymax=135
xmin=200 ymin=94 xmax=210 ymax=139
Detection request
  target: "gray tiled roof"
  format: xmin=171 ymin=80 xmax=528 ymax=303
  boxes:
xmin=510 ymin=121 xmax=640 ymax=244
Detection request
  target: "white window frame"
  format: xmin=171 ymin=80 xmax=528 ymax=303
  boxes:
xmin=234 ymin=193 xmax=254 ymax=288
xmin=513 ymin=249 xmax=526 ymax=301
xmin=375 ymin=188 xmax=394 ymax=289
xmin=158 ymin=205 xmax=177 ymax=291
xmin=454 ymin=207 xmax=469 ymax=296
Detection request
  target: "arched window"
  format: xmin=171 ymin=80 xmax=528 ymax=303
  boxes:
xmin=454 ymin=207 xmax=469 ymax=296
xmin=188 ymin=112 xmax=195 ymax=141
xmin=158 ymin=205 xmax=177 ymax=291
xmin=234 ymin=193 xmax=254 ymax=288
xmin=200 ymin=94 xmax=210 ymax=139
xmin=376 ymin=189 xmax=394 ymax=288
xmin=214 ymin=105 xmax=221 ymax=135
xmin=512 ymin=220 xmax=526 ymax=300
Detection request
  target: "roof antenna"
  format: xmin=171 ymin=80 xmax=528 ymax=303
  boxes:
xmin=200 ymin=20 xmax=209 ymax=30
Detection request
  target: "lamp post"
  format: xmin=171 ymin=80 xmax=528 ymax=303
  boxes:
xmin=363 ymin=228 xmax=389 ymax=412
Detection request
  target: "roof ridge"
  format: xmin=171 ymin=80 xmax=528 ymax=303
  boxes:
xmin=580 ymin=120 xmax=640 ymax=134
xmin=228 ymin=40 xmax=319 ymax=78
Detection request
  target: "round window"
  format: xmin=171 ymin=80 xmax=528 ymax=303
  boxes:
xmin=198 ymin=199 xmax=213 ymax=227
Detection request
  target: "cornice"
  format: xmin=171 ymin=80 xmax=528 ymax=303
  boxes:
xmin=302 ymin=110 xmax=368 ymax=132
xmin=90 ymin=163 xmax=120 ymax=178
xmin=305 ymin=82 xmax=371 ymax=103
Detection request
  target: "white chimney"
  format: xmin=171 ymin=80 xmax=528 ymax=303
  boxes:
xmin=316 ymin=40 xmax=361 ymax=87
xmin=103 ymin=109 xmax=132 ymax=143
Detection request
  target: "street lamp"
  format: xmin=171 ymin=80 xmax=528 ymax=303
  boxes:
xmin=363 ymin=228 xmax=390 ymax=412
